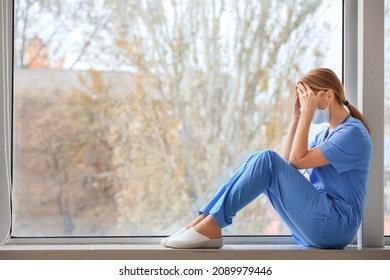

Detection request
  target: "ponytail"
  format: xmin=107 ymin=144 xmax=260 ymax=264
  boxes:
xmin=343 ymin=100 xmax=371 ymax=134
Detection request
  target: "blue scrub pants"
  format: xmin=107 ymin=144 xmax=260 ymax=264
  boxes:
xmin=199 ymin=150 xmax=355 ymax=248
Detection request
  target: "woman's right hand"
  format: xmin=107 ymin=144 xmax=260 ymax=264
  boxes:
xmin=293 ymin=86 xmax=301 ymax=119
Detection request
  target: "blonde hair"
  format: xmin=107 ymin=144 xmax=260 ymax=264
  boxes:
xmin=298 ymin=67 xmax=370 ymax=134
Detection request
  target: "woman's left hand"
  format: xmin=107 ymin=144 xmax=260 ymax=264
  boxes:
xmin=296 ymin=83 xmax=324 ymax=112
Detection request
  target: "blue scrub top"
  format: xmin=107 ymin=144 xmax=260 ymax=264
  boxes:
xmin=308 ymin=116 xmax=372 ymax=228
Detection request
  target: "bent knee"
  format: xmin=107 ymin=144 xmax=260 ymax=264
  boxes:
xmin=257 ymin=149 xmax=280 ymax=159
xmin=250 ymin=149 xmax=281 ymax=165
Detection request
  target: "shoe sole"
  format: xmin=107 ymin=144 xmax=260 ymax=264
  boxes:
xmin=167 ymin=238 xmax=223 ymax=249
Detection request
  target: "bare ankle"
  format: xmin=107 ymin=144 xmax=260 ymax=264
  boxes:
xmin=194 ymin=216 xmax=222 ymax=239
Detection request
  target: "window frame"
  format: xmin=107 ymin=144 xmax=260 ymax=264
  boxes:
xmin=0 ymin=0 xmax=386 ymax=246
xmin=0 ymin=0 xmax=12 ymax=246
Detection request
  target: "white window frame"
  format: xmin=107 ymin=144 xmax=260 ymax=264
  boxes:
xmin=345 ymin=0 xmax=385 ymax=247
xmin=355 ymin=0 xmax=385 ymax=247
xmin=0 ymin=0 xmax=12 ymax=246
xmin=0 ymin=0 xmax=386 ymax=246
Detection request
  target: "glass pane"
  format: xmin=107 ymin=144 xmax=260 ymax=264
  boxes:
xmin=12 ymin=0 xmax=342 ymax=237
xmin=385 ymin=0 xmax=390 ymax=236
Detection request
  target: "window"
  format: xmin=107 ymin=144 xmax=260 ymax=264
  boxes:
xmin=10 ymin=0 xmax=343 ymax=238
xmin=385 ymin=0 xmax=390 ymax=236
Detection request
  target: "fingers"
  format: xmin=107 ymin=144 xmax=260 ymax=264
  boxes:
xmin=301 ymin=83 xmax=311 ymax=93
xmin=296 ymin=83 xmax=312 ymax=95
xmin=296 ymin=83 xmax=303 ymax=94
xmin=296 ymin=83 xmax=306 ymax=97
xmin=296 ymin=83 xmax=325 ymax=99
xmin=294 ymin=86 xmax=299 ymax=97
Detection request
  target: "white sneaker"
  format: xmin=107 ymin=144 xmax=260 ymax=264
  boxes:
xmin=160 ymin=227 xmax=188 ymax=247
xmin=166 ymin=227 xmax=223 ymax=249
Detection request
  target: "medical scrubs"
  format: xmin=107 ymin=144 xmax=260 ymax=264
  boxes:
xmin=198 ymin=116 xmax=372 ymax=248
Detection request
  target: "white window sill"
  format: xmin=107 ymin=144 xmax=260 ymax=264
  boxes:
xmin=1 ymin=244 xmax=389 ymax=260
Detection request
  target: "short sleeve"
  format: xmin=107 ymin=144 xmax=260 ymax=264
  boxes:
xmin=318 ymin=124 xmax=369 ymax=173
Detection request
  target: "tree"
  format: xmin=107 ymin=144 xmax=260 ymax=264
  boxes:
xmin=14 ymin=0 xmax=112 ymax=69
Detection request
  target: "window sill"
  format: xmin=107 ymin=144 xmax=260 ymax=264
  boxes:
xmin=1 ymin=244 xmax=389 ymax=260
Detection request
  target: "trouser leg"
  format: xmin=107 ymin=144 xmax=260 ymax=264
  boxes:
xmin=199 ymin=152 xmax=260 ymax=217
xmin=199 ymin=149 xmax=348 ymax=248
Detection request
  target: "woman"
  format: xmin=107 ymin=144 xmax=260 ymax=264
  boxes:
xmin=161 ymin=67 xmax=372 ymax=249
